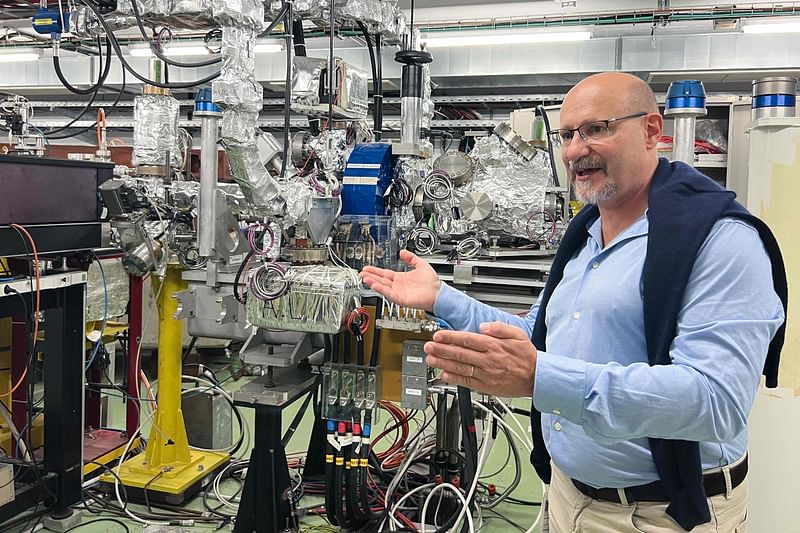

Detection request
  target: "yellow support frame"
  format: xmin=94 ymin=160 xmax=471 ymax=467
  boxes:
xmin=100 ymin=264 xmax=228 ymax=502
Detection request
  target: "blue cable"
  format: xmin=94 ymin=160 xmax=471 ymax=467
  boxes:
xmin=85 ymin=258 xmax=109 ymax=371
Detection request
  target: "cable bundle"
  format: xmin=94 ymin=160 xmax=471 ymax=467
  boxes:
xmin=246 ymin=222 xmax=278 ymax=257
xmin=248 ymin=262 xmax=288 ymax=302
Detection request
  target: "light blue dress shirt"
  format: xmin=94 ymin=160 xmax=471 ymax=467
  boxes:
xmin=433 ymin=214 xmax=784 ymax=488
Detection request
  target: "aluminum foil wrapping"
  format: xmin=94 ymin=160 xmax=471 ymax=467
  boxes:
xmin=213 ymin=26 xmax=262 ymax=112
xmin=132 ymin=94 xmax=181 ymax=168
xmin=281 ymin=176 xmax=314 ymax=226
xmin=70 ymin=6 xmax=136 ymax=37
xmin=338 ymin=0 xmax=384 ymax=27
xmin=344 ymin=62 xmax=369 ymax=119
xmin=224 ymin=141 xmax=281 ymax=211
xmin=170 ymin=180 xmax=200 ymax=210
xmin=461 ymin=135 xmax=551 ymax=238
xmin=421 ymin=65 xmax=434 ymax=131
xmin=382 ymin=4 xmax=407 ymax=45
xmin=246 ymin=265 xmax=361 ymax=334
xmin=291 ymin=56 xmax=326 ymax=113
xmin=313 ymin=129 xmax=349 ymax=174
xmin=212 ymin=0 xmax=265 ymax=28
xmin=113 ymin=0 xmax=212 ymax=27
xmin=267 ymin=0 xmax=325 ymax=17
xmin=86 ymin=258 xmax=130 ymax=322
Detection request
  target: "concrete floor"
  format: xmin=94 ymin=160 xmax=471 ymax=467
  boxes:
xmin=8 ymin=348 xmax=545 ymax=533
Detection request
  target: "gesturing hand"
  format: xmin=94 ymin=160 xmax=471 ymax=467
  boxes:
xmin=359 ymin=249 xmax=442 ymax=313
xmin=424 ymin=322 xmax=538 ymax=398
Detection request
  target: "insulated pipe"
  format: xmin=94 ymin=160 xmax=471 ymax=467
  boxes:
xmin=195 ymin=88 xmax=221 ymax=259
xmin=395 ymin=49 xmax=432 ymax=147
xmin=664 ymin=79 xmax=706 ymax=166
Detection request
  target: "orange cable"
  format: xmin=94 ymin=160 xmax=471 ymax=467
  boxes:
xmin=2 ymin=224 xmax=40 ymax=398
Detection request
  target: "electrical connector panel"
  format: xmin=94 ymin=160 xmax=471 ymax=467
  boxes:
xmin=322 ymin=363 xmax=381 ymax=423
xmin=377 ymin=300 xmax=440 ymax=334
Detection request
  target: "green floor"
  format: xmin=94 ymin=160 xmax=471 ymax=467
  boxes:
xmin=9 ymin=349 xmax=544 ymax=533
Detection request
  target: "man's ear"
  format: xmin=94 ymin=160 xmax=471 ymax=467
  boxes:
xmin=643 ymin=113 xmax=663 ymax=150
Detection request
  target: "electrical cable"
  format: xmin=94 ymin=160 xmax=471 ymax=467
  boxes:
xmin=279 ymin=0 xmax=293 ymax=182
xmin=52 ymin=36 xmax=112 ymax=95
xmin=81 ymin=0 xmax=220 ymax=89
xmin=85 ymin=252 xmax=109 ymax=371
xmin=127 ymin=0 xmax=221 ymax=68
xmin=536 ymin=105 xmax=561 ymax=187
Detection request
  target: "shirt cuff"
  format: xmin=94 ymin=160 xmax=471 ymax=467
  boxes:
xmin=432 ymin=282 xmax=460 ymax=319
xmin=533 ymin=352 xmax=587 ymax=425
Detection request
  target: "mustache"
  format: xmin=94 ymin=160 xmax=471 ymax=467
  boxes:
xmin=569 ymin=157 xmax=606 ymax=173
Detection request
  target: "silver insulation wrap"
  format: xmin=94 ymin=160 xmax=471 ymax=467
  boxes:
xmin=291 ymin=56 xmax=326 ymax=113
xmin=132 ymin=94 xmax=181 ymax=168
xmin=86 ymin=258 xmax=130 ymax=322
xmin=421 ymin=64 xmax=434 ymax=131
xmin=461 ymin=135 xmax=551 ymax=238
xmin=246 ymin=265 xmax=361 ymax=334
xmin=212 ymin=0 xmax=280 ymax=214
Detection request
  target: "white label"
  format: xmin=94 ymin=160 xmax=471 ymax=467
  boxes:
xmin=229 ymin=253 xmax=245 ymax=264
xmin=405 ymin=388 xmax=422 ymax=397
xmin=406 ymin=356 xmax=424 ymax=364
xmin=347 ymin=163 xmax=382 ymax=169
xmin=343 ymin=176 xmax=380 ymax=186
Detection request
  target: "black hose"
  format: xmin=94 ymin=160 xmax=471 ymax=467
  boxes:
xmin=357 ymin=22 xmax=380 ymax=138
xmin=327 ymin=0 xmax=334 ymax=130
xmin=48 ymin=61 xmax=127 ymax=139
xmin=536 ymin=105 xmax=561 ymax=187
xmin=375 ymin=34 xmax=383 ymax=140
xmin=369 ymin=297 xmax=382 ymax=367
xmin=281 ymin=375 xmax=319 ymax=447
xmin=280 ymin=0 xmax=293 ymax=182
xmin=233 ymin=250 xmax=255 ymax=305
xmin=52 ymin=36 xmax=112 ymax=95
xmin=81 ymin=0 xmax=220 ymax=89
xmin=128 ymin=0 xmax=221 ymax=68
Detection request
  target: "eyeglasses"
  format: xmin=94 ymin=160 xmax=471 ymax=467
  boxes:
xmin=547 ymin=112 xmax=648 ymax=149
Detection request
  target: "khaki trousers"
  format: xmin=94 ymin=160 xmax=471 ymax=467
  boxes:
xmin=544 ymin=460 xmax=748 ymax=533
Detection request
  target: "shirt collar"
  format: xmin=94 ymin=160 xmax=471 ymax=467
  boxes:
xmin=586 ymin=209 xmax=649 ymax=250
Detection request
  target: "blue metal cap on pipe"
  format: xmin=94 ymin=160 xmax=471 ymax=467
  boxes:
xmin=665 ymin=80 xmax=707 ymax=113
xmin=194 ymin=87 xmax=220 ymax=115
xmin=751 ymin=77 xmax=798 ymax=119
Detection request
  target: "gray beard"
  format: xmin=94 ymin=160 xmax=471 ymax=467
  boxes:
xmin=573 ymin=176 xmax=619 ymax=205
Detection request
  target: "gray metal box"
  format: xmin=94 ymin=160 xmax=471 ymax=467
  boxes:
xmin=401 ymin=375 xmax=427 ymax=410
xmin=183 ymin=390 xmax=232 ymax=451
xmin=402 ymin=340 xmax=427 ymax=377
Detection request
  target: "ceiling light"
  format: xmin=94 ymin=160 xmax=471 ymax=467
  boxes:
xmin=422 ymin=29 xmax=592 ymax=48
xmin=128 ymin=45 xmax=153 ymax=57
xmin=742 ymin=20 xmax=800 ymax=34
xmin=254 ymin=42 xmax=283 ymax=54
xmin=0 ymin=48 xmax=41 ymax=62
xmin=164 ymin=46 xmax=212 ymax=57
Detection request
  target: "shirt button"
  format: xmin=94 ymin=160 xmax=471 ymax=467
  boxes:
xmin=592 ymin=261 xmax=600 ymax=269
xmin=573 ymin=312 xmax=581 ymax=320
xmin=553 ymin=409 xmax=561 ymax=415
xmin=554 ymin=422 xmax=562 ymax=431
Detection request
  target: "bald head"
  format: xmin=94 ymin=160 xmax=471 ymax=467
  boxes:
xmin=563 ymin=72 xmax=658 ymax=118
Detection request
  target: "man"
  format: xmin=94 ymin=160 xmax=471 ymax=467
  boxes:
xmin=360 ymin=72 xmax=786 ymax=532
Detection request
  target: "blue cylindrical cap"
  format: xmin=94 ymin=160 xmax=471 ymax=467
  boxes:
xmin=194 ymin=87 xmax=220 ymax=114
xmin=327 ymin=420 xmax=336 ymax=432
xmin=665 ymin=80 xmax=706 ymax=111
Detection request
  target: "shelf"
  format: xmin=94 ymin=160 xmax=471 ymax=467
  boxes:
xmin=694 ymin=155 xmax=728 ymax=168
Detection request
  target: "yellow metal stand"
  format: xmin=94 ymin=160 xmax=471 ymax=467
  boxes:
xmin=100 ymin=264 xmax=228 ymax=503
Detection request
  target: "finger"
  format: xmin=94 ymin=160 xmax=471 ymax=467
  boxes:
xmin=424 ymin=340 xmax=483 ymax=365
xmin=440 ymin=371 xmax=488 ymax=393
xmin=360 ymin=278 xmax=401 ymax=303
xmin=399 ymin=249 xmax=423 ymax=269
xmin=431 ymin=329 xmax=491 ymax=353
xmin=425 ymin=354 xmax=476 ymax=377
xmin=479 ymin=321 xmax=530 ymax=341
xmin=360 ymin=265 xmax=395 ymax=281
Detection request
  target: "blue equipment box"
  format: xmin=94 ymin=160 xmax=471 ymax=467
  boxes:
xmin=341 ymin=143 xmax=393 ymax=216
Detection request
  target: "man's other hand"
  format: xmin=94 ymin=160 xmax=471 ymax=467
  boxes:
xmin=359 ymin=250 xmax=442 ymax=313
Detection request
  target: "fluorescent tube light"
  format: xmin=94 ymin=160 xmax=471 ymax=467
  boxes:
xmin=164 ymin=46 xmax=212 ymax=57
xmin=743 ymin=21 xmax=800 ymax=34
xmin=422 ymin=30 xmax=591 ymax=48
xmin=128 ymin=46 xmax=153 ymax=57
xmin=254 ymin=42 xmax=283 ymax=54
xmin=0 ymin=48 xmax=40 ymax=63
